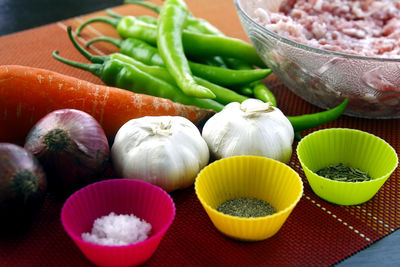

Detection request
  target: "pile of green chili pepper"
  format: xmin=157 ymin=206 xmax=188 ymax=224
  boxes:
xmin=53 ymin=0 xmax=348 ymax=136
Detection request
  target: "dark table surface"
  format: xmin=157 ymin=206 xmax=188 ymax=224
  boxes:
xmin=0 ymin=0 xmax=399 ymax=266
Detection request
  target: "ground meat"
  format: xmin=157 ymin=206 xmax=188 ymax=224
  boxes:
xmin=252 ymin=0 xmax=400 ymax=57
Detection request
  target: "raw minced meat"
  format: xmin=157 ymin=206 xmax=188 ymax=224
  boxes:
xmin=252 ymin=0 xmax=400 ymax=57
xmin=82 ymin=212 xmax=152 ymax=246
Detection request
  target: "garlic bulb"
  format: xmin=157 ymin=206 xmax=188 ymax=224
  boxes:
xmin=202 ymin=99 xmax=294 ymax=163
xmin=111 ymin=116 xmax=209 ymax=192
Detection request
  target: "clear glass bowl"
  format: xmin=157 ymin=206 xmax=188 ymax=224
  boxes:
xmin=234 ymin=0 xmax=400 ymax=119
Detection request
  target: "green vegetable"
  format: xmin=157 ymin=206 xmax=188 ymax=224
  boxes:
xmin=287 ymin=99 xmax=349 ymax=133
xmin=53 ymin=52 xmax=223 ymax=112
xmin=105 ymin=8 xmax=158 ymax=25
xmin=226 ymin=57 xmax=277 ymax=106
xmin=253 ymin=82 xmax=277 ymax=107
xmin=67 ymin=27 xmax=247 ymax=105
xmin=59 ymin=26 xmax=347 ymax=131
xmin=76 ymin=15 xmax=265 ymax=67
xmin=75 ymin=16 xmax=157 ymax=35
xmin=53 ymin=29 xmax=223 ymax=112
xmin=86 ymin=36 xmax=272 ymax=87
xmin=128 ymin=0 xmax=230 ymax=71
xmin=124 ymin=0 xmax=223 ymax=36
xmin=157 ymin=0 xmax=215 ymax=99
xmin=129 ymin=0 xmax=277 ymax=106
xmin=238 ymin=86 xmax=254 ymax=96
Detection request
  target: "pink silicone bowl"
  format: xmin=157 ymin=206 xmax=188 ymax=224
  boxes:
xmin=61 ymin=179 xmax=175 ymax=267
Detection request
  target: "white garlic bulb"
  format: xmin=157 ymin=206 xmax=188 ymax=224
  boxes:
xmin=111 ymin=116 xmax=209 ymax=192
xmin=202 ymin=99 xmax=294 ymax=163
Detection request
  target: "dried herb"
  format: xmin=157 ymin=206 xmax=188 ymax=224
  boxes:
xmin=217 ymin=197 xmax=276 ymax=218
xmin=316 ymin=163 xmax=371 ymax=182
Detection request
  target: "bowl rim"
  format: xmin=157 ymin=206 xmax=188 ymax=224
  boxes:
xmin=60 ymin=178 xmax=176 ymax=249
xmin=234 ymin=0 xmax=400 ymax=62
xmin=296 ymin=128 xmax=399 ymax=185
xmin=194 ymin=155 xmax=304 ymax=221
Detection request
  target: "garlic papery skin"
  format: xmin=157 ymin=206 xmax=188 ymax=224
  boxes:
xmin=111 ymin=116 xmax=209 ymax=192
xmin=202 ymin=99 xmax=294 ymax=163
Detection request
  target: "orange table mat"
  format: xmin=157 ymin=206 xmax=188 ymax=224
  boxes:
xmin=0 ymin=1 xmax=399 ymax=266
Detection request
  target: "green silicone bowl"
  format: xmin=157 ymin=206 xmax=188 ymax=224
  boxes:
xmin=297 ymin=128 xmax=398 ymax=205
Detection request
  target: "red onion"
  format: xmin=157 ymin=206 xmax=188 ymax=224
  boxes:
xmin=0 ymin=143 xmax=47 ymax=233
xmin=24 ymin=109 xmax=110 ymax=197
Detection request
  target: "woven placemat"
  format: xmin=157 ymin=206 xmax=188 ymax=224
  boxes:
xmin=0 ymin=1 xmax=399 ymax=266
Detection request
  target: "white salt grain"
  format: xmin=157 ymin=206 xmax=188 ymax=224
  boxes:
xmin=82 ymin=212 xmax=152 ymax=246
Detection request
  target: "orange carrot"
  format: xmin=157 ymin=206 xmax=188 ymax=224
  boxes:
xmin=0 ymin=65 xmax=215 ymax=145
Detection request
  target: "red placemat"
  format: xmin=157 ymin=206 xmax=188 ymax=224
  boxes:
xmin=0 ymin=1 xmax=399 ymax=266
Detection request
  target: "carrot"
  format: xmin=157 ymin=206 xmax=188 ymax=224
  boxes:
xmin=0 ymin=65 xmax=215 ymax=145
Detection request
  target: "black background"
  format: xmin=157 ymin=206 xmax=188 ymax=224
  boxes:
xmin=0 ymin=0 xmax=123 ymax=36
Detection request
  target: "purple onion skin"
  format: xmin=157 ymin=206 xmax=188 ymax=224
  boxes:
xmin=0 ymin=143 xmax=47 ymax=234
xmin=24 ymin=109 xmax=110 ymax=198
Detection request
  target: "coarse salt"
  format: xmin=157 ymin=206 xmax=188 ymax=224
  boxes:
xmin=82 ymin=212 xmax=152 ymax=246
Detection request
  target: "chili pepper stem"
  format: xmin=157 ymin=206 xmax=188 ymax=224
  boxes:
xmin=105 ymin=9 xmax=123 ymax=19
xmin=123 ymin=0 xmax=223 ymax=36
xmin=76 ymin=17 xmax=119 ymax=36
xmin=86 ymin=37 xmax=122 ymax=49
xmin=65 ymin=26 xmax=105 ymax=65
xmin=124 ymin=0 xmax=162 ymax=13
xmin=52 ymin=51 xmax=103 ymax=77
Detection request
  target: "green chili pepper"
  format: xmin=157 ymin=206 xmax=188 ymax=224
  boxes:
xmin=238 ymin=86 xmax=254 ymax=96
xmin=124 ymin=0 xmax=228 ymax=69
xmin=253 ymin=82 xmax=277 ymax=107
xmin=52 ymin=29 xmax=223 ymax=111
xmin=75 ymin=16 xmax=157 ymax=37
xmin=86 ymin=36 xmax=271 ymax=87
xmin=294 ymin=131 xmax=302 ymax=140
xmin=124 ymin=0 xmax=223 ymax=36
xmin=226 ymin=57 xmax=277 ymax=106
xmin=55 ymin=29 xmax=347 ymax=131
xmin=76 ymin=15 xmax=265 ymax=68
xmin=56 ymin=39 xmax=346 ymax=128
xmin=86 ymin=37 xmax=165 ymax=66
xmin=193 ymin=56 xmax=228 ymax=68
xmin=66 ymin=27 xmax=247 ymax=106
xmin=109 ymin=54 xmax=248 ymax=105
xmin=105 ymin=53 xmax=248 ymax=105
xmin=53 ymin=51 xmax=223 ymax=112
xmin=193 ymin=77 xmax=248 ymax=105
xmin=287 ymin=98 xmax=349 ymax=133
xmin=156 ymin=0 xmax=216 ymax=99
xmin=189 ymin=62 xmax=271 ymax=88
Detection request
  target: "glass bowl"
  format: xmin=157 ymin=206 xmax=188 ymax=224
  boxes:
xmin=234 ymin=0 xmax=400 ymax=119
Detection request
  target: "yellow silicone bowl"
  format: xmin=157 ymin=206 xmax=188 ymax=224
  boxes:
xmin=194 ymin=156 xmax=303 ymax=241
xmin=297 ymin=128 xmax=398 ymax=205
